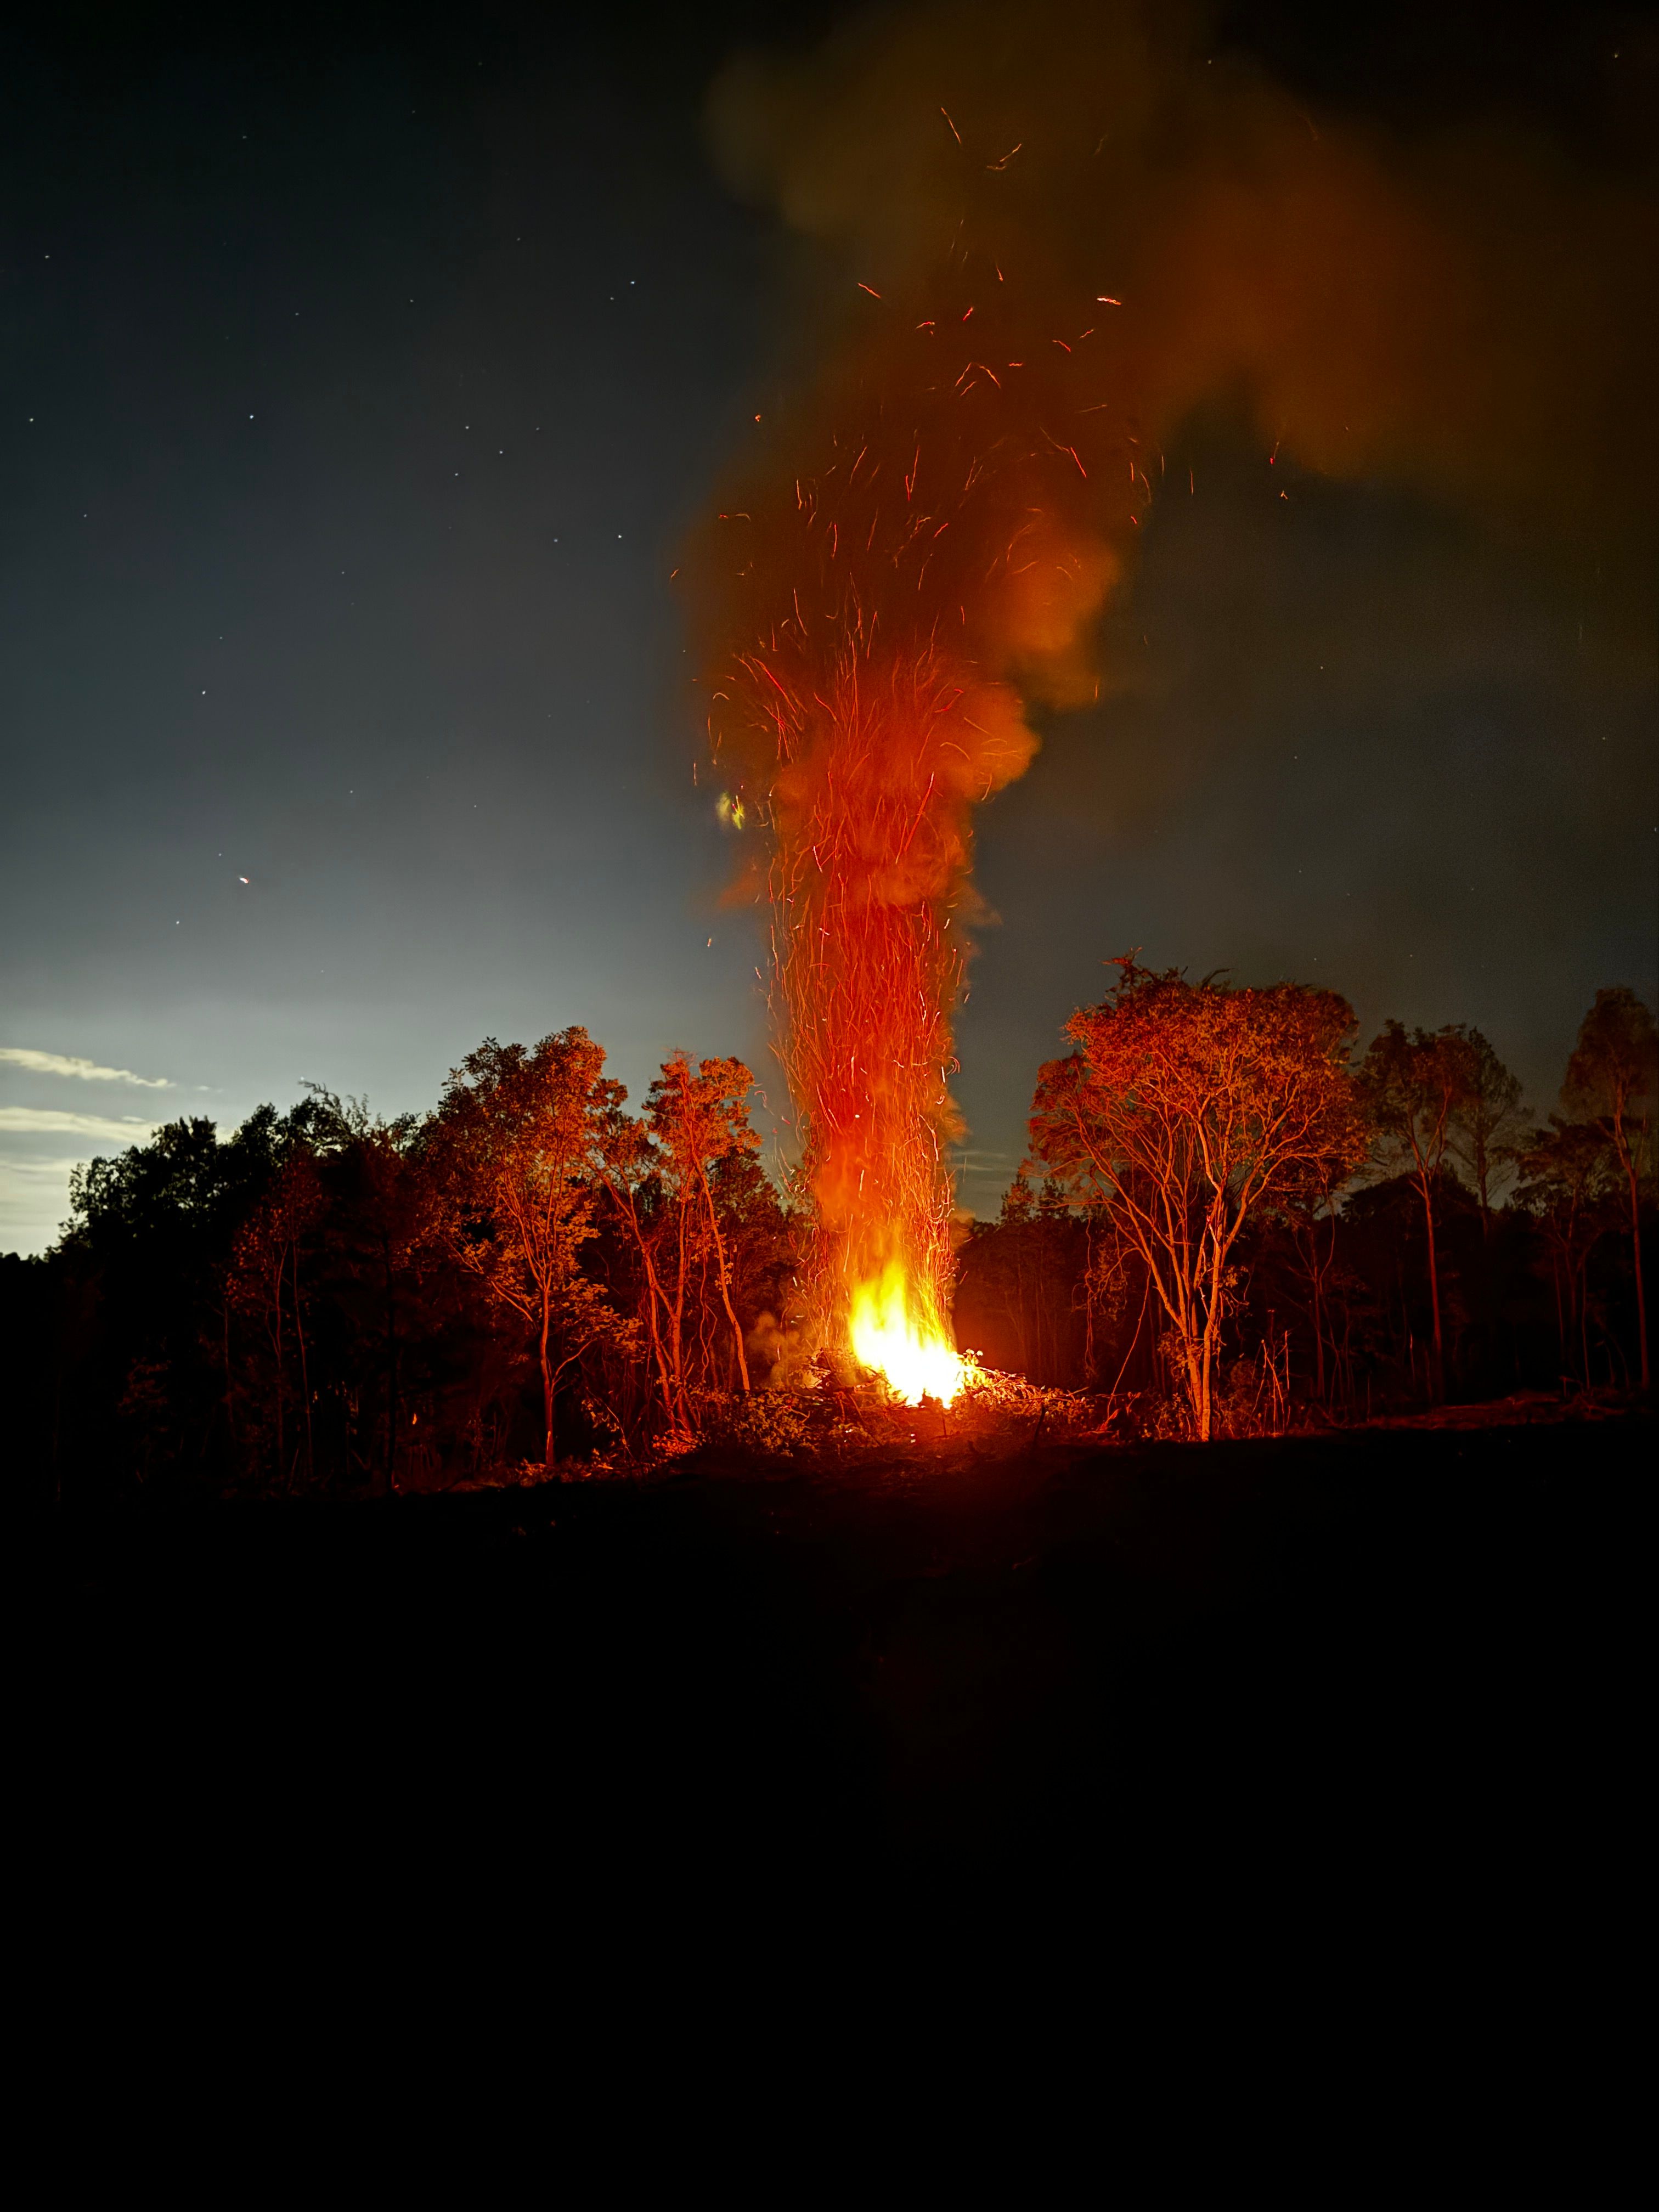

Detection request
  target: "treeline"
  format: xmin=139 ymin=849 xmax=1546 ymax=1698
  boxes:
xmin=5 ymin=1034 xmax=798 ymax=1504
xmin=3 ymin=976 xmax=1654 ymax=1498
xmin=958 ymin=973 xmax=1655 ymax=1436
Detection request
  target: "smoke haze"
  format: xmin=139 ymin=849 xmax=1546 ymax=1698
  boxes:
xmin=707 ymin=0 xmax=1656 ymax=561
xmin=695 ymin=0 xmax=1656 ymax=1221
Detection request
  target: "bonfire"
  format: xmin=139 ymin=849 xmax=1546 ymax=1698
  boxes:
xmin=697 ymin=260 xmax=1140 ymax=1400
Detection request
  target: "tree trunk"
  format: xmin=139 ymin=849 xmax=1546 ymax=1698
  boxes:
xmin=1579 ymin=1260 xmax=1591 ymax=1387
xmin=669 ymin=1195 xmax=689 ymax=1410
xmin=382 ymin=1239 xmax=398 ymax=1496
xmin=1476 ymin=1132 xmax=1492 ymax=1240
xmin=222 ymin=1299 xmax=236 ymax=1454
xmin=292 ymin=1239 xmax=313 ymax=1483
xmin=272 ymin=1262 xmax=285 ymax=1483
xmin=603 ymin=1183 xmax=681 ymax=1435
xmin=1082 ymin=1219 xmax=1096 ymax=1382
xmin=1311 ymin=1263 xmax=1327 ymax=1403
xmin=1188 ymin=1273 xmax=1212 ymax=1440
xmin=1302 ymin=1213 xmax=1330 ymax=1405
xmin=539 ymin=1293 xmax=556 ymax=1470
xmin=643 ymin=1267 xmax=680 ymax=1429
xmin=700 ymin=1173 xmax=750 ymax=1392
xmin=1625 ymin=1156 xmax=1650 ymax=1391
xmin=1419 ymin=1176 xmax=1445 ymax=1400
xmin=1187 ymin=1337 xmax=1208 ymax=1440
xmin=1197 ymin=1222 xmax=1232 ymax=1441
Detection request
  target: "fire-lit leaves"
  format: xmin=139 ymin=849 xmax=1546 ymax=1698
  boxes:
xmin=428 ymin=1030 xmax=628 ymax=1469
xmin=1030 ymin=961 xmax=1368 ymax=1440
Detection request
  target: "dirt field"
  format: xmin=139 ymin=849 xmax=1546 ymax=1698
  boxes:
xmin=47 ymin=1413 xmax=1647 ymax=1929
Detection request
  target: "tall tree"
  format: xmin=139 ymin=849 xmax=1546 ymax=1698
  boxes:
xmin=956 ymin=1172 xmax=1088 ymax=1387
xmin=1357 ymin=1022 xmax=1480 ymax=1400
xmin=1448 ymin=1028 xmax=1529 ymax=1233
xmin=644 ymin=1053 xmax=760 ymax=1398
xmin=300 ymin=1088 xmax=431 ymax=1493
xmin=591 ymin=1106 xmax=684 ymax=1436
xmin=227 ymin=1152 xmax=326 ymax=1487
xmin=64 ymin=1103 xmax=318 ymax=1491
xmin=429 ymin=1030 xmax=623 ymax=1470
xmin=1274 ymin=1181 xmax=1347 ymax=1408
xmin=1562 ymin=988 xmax=1657 ymax=1390
xmin=594 ymin=1055 xmax=766 ymax=1434
xmin=1030 ymin=961 xmax=1369 ymax=1440
xmin=1513 ymin=1118 xmax=1622 ymax=1387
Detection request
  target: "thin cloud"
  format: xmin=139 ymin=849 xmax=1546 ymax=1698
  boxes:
xmin=0 ymin=1107 xmax=162 ymax=1143
xmin=0 ymin=1046 xmax=171 ymax=1088
xmin=0 ymin=1155 xmax=85 ymax=1258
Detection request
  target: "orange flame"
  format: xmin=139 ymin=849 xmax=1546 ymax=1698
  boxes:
xmin=849 ymin=1262 xmax=968 ymax=1404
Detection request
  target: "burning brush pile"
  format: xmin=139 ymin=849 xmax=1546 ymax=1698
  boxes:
xmin=670 ymin=1359 xmax=1109 ymax=1472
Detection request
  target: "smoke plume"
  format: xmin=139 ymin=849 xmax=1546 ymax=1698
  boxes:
xmin=689 ymin=0 xmax=1656 ymax=1362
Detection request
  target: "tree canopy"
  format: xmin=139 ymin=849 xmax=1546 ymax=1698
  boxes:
xmin=1030 ymin=961 xmax=1368 ymax=1438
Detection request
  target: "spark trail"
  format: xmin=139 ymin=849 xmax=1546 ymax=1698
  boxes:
xmin=698 ymin=264 xmax=1140 ymax=1397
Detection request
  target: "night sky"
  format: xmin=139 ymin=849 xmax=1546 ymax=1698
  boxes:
xmin=3 ymin=0 xmax=1655 ymax=1252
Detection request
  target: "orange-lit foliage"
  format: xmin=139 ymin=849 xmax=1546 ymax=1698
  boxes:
xmin=596 ymin=1053 xmax=765 ymax=1436
xmin=1031 ymin=962 xmax=1369 ymax=1439
xmin=430 ymin=1030 xmax=625 ymax=1469
xmin=696 ymin=264 xmax=1139 ymax=1386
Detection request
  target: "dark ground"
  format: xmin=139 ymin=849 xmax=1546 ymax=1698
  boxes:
xmin=46 ymin=1415 xmax=1647 ymax=1942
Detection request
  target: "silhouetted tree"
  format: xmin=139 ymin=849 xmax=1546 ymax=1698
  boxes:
xmin=1449 ymin=1029 xmax=1529 ymax=1233
xmin=1513 ymin=1118 xmax=1622 ymax=1387
xmin=1562 ymin=988 xmax=1657 ymax=1390
xmin=61 ymin=1104 xmax=319 ymax=1489
xmin=955 ymin=1172 xmax=1090 ymax=1386
xmin=227 ymin=1152 xmax=326 ymax=1487
xmin=1357 ymin=1022 xmax=1480 ymax=1399
xmin=1030 ymin=961 xmax=1369 ymax=1439
xmin=1274 ymin=1180 xmax=1347 ymax=1407
xmin=300 ymin=1088 xmax=432 ymax=1492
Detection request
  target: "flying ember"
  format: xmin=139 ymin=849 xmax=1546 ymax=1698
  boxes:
xmin=696 ymin=256 xmax=1139 ymax=1401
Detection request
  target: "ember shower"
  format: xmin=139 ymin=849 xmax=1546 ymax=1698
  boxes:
xmin=691 ymin=0 xmax=1655 ymax=1393
xmin=698 ymin=272 xmax=1138 ymax=1392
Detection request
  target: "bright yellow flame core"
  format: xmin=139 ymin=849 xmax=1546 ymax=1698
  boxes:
xmin=848 ymin=1263 xmax=968 ymax=1406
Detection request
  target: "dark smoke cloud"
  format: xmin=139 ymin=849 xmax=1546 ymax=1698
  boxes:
xmin=706 ymin=0 xmax=1657 ymax=571
xmin=690 ymin=0 xmax=1656 ymax=1240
